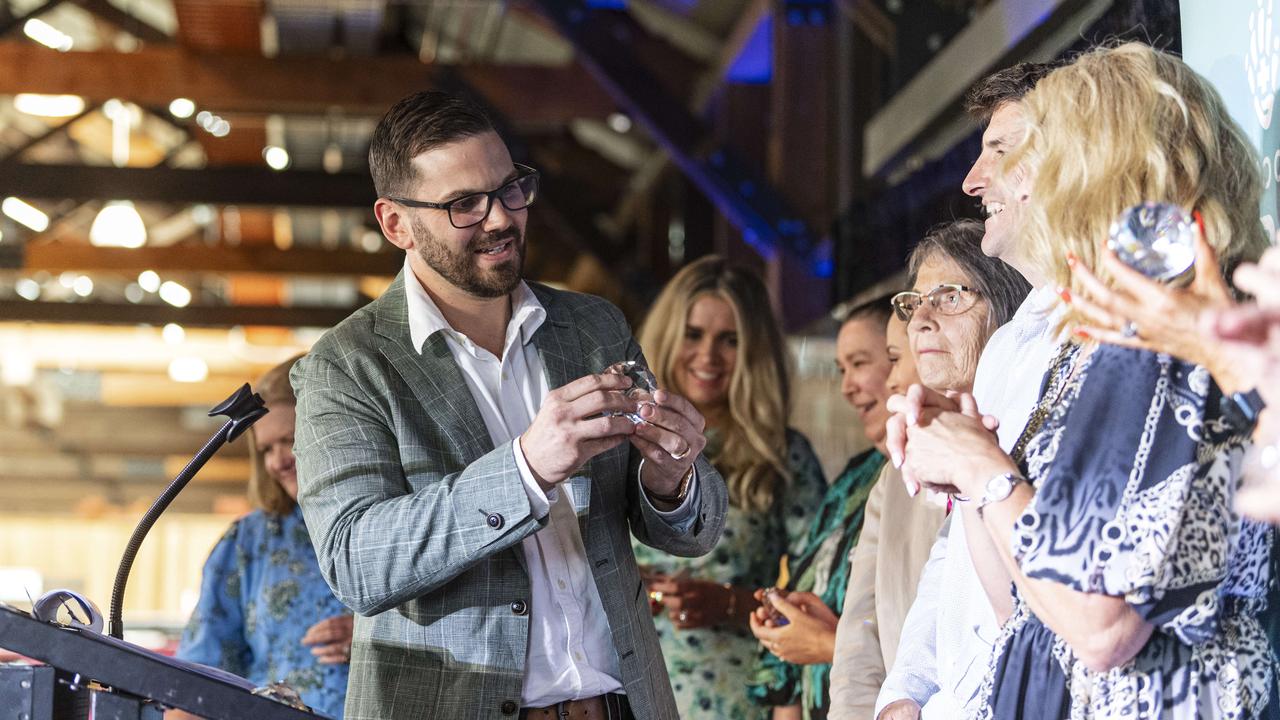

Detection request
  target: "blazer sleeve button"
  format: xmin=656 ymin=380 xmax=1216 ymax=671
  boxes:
xmin=486 ymin=512 xmax=504 ymax=529
xmin=501 ymin=700 xmax=519 ymax=715
xmin=510 ymin=599 xmax=528 ymax=615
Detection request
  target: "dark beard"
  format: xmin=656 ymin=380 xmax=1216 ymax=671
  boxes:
xmin=412 ymin=215 xmax=524 ymax=298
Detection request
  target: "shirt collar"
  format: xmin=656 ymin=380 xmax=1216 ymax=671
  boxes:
xmin=403 ymin=256 xmax=546 ymax=357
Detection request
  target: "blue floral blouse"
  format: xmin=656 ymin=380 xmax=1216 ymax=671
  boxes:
xmin=178 ymin=506 xmax=351 ymax=718
xmin=977 ymin=344 xmax=1278 ymax=720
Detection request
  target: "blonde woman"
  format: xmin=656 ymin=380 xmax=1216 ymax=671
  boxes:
xmin=633 ymin=256 xmax=828 ymax=720
xmin=177 ymin=356 xmax=353 ymax=718
xmin=888 ymin=43 xmax=1277 ymax=719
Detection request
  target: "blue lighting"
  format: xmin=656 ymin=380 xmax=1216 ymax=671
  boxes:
xmin=727 ymin=15 xmax=771 ymax=84
xmin=586 ymin=0 xmax=627 ymax=8
xmin=812 ymin=257 xmax=834 ymax=278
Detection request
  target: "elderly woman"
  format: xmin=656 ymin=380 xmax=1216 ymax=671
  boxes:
xmin=632 ymin=256 xmax=828 ymax=720
xmin=828 ymin=220 xmax=1029 ymax=720
xmin=890 ymin=43 xmax=1277 ymax=719
xmin=746 ymin=294 xmax=900 ymax=720
xmin=178 ymin=356 xmax=353 ymax=718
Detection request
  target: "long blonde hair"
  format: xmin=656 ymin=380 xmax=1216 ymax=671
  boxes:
xmin=1005 ymin=42 xmax=1267 ymax=330
xmin=638 ymin=256 xmax=791 ymax=512
xmin=248 ymin=354 xmax=304 ymax=515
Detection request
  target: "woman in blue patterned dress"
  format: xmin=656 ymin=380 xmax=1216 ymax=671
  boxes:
xmin=177 ymin=356 xmax=352 ymax=718
xmin=889 ymin=43 xmax=1276 ymax=719
xmin=632 ymin=256 xmax=829 ymax=720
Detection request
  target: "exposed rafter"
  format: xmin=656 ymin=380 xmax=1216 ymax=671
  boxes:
xmin=0 ymin=42 xmax=616 ymax=123
xmin=0 ymin=163 xmax=375 ymax=207
xmin=21 ymin=243 xmax=400 ymax=277
xmin=529 ymin=1 xmax=816 ymax=261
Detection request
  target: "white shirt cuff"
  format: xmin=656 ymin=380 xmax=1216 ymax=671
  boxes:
xmin=512 ymin=438 xmax=553 ymax=519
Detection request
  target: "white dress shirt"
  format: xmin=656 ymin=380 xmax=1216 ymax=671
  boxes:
xmin=403 ymin=261 xmax=698 ymax=707
xmin=877 ymin=286 xmax=1062 ymax=718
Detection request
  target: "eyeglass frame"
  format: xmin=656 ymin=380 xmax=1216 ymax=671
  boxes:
xmin=890 ymin=284 xmax=982 ymax=322
xmin=386 ymin=163 xmax=540 ymax=229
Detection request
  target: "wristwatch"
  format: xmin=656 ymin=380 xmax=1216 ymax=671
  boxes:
xmin=1220 ymin=388 xmax=1266 ymax=432
xmin=976 ymin=472 xmax=1026 ymax=518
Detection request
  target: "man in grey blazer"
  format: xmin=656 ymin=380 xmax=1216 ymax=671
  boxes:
xmin=290 ymin=90 xmax=727 ymax=720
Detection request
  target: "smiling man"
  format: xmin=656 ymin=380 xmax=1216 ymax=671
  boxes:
xmin=289 ymin=91 xmax=727 ymax=720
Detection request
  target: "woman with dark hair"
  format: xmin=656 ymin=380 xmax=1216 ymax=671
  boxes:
xmin=633 ymin=255 xmax=828 ymax=720
xmin=177 ymin=355 xmax=352 ymax=718
xmin=828 ymin=219 xmax=1029 ymax=720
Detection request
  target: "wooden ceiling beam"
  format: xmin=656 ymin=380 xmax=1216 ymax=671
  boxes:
xmin=0 ymin=299 xmax=364 ymax=328
xmin=0 ymin=42 xmax=615 ymax=123
xmin=22 ymin=243 xmax=399 ymax=277
xmin=0 ymin=163 xmax=375 ymax=207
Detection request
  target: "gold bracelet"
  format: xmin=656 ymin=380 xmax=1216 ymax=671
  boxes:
xmin=645 ymin=464 xmax=694 ymax=503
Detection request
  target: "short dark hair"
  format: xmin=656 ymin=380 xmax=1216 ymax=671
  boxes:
xmin=906 ymin=219 xmax=1031 ymax=329
xmin=964 ymin=62 xmax=1057 ymax=121
xmin=841 ymin=291 xmax=896 ymax=331
xmin=368 ymin=91 xmax=497 ymax=197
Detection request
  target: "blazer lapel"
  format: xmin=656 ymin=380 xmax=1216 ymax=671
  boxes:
xmin=373 ymin=272 xmax=494 ymax=468
xmin=529 ymin=285 xmax=594 ymax=529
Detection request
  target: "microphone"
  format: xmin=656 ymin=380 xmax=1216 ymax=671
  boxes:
xmin=107 ymin=383 xmax=267 ymax=639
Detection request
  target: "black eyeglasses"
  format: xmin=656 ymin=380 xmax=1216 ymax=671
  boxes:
xmin=388 ymin=163 xmax=540 ymax=229
xmin=891 ymin=284 xmax=981 ymax=321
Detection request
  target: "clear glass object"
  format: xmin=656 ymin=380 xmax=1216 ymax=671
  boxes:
xmin=603 ymin=360 xmax=657 ymax=424
xmin=1107 ymin=202 xmax=1196 ymax=287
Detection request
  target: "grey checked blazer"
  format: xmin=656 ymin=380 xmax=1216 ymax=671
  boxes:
xmin=291 ymin=272 xmax=727 ymax=720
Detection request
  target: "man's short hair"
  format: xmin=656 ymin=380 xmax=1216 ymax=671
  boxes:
xmin=964 ymin=62 xmax=1057 ymax=121
xmin=368 ymin=91 xmax=497 ymax=198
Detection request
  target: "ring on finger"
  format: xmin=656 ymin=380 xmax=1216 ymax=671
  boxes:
xmin=669 ymin=443 xmax=690 ymax=461
xmin=678 ymin=610 xmax=689 ymax=623
xmin=648 ymin=590 xmax=664 ymax=604
xmin=1121 ymin=320 xmax=1139 ymax=338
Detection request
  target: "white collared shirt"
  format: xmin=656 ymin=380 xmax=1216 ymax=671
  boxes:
xmin=878 ymin=286 xmax=1062 ymax=718
xmin=402 ymin=259 xmax=696 ymax=707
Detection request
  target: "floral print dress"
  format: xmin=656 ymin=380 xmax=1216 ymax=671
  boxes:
xmin=632 ymin=429 xmax=827 ymax=720
xmin=178 ymin=506 xmax=351 ymax=718
xmin=977 ymin=344 xmax=1278 ymax=720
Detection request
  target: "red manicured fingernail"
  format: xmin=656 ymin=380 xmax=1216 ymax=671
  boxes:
xmin=1073 ymin=328 xmax=1091 ymax=339
xmin=1193 ymin=210 xmax=1206 ymax=238
xmin=1057 ymin=287 xmax=1072 ymax=303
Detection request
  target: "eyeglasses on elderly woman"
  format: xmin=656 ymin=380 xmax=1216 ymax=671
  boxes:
xmin=890 ymin=284 xmax=981 ymax=322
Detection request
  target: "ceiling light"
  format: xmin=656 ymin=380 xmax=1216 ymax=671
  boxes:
xmin=124 ymin=283 xmax=144 ymax=303
xmin=158 ymin=280 xmax=191 ymax=308
xmin=263 ymin=146 xmax=290 ymax=171
xmin=23 ymin=19 xmax=72 ymax=52
xmin=323 ymin=143 xmax=343 ymax=174
xmin=2 ymin=197 xmax=49 ymax=232
xmin=15 ymin=279 xmax=40 ymax=301
xmin=162 ymin=323 xmax=185 ymax=345
xmin=168 ymin=357 xmax=208 ymax=383
xmin=13 ymin=94 xmax=85 ymax=118
xmin=72 ymin=276 xmax=93 ymax=297
xmin=89 ymin=201 xmax=147 ymax=248
xmin=607 ymin=112 xmax=633 ymax=133
xmin=137 ymin=270 xmax=160 ymax=293
xmin=168 ymin=98 xmax=196 ymax=119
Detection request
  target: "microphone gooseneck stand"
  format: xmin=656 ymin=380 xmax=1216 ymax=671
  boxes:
xmin=107 ymin=383 xmax=268 ymax=639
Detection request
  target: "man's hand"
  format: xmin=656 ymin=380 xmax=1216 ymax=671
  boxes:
xmin=878 ymin=699 xmax=921 ymax=720
xmin=632 ymin=388 xmax=707 ymax=499
xmin=520 ymin=373 xmax=641 ymax=490
xmin=301 ymin=614 xmax=354 ymax=665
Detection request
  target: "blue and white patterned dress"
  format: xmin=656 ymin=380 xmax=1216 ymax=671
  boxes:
xmin=976 ymin=344 xmax=1278 ymax=719
xmin=178 ymin=506 xmax=351 ymax=718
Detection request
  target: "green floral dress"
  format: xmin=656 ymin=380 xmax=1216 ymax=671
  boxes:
xmin=632 ymin=429 xmax=827 ymax=720
xmin=748 ymin=448 xmax=885 ymax=720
